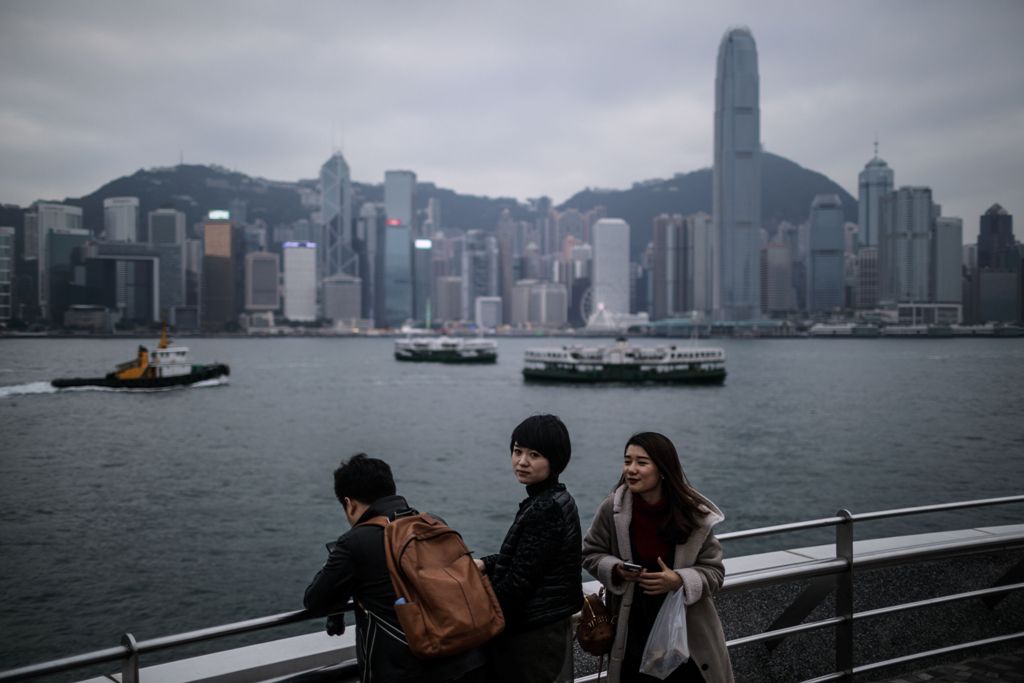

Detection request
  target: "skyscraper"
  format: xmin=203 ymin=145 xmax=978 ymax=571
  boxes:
xmin=149 ymin=209 xmax=187 ymax=319
xmin=808 ymin=194 xmax=845 ymax=313
xmin=857 ymin=148 xmax=894 ymax=248
xmin=201 ymin=215 xmax=240 ymax=331
xmin=651 ymin=214 xmax=687 ymax=320
xmin=879 ymin=187 xmax=936 ymax=303
xmin=461 ymin=230 xmax=499 ymax=321
xmin=0 ymin=226 xmax=13 ymax=323
xmin=591 ymin=218 xmax=630 ymax=316
xmin=978 ymin=203 xmax=1015 ymax=270
xmin=245 ymin=251 xmax=280 ymax=312
xmin=384 ymin=170 xmax=416 ymax=230
xmin=380 ymin=221 xmax=412 ymax=328
xmin=103 ymin=197 xmax=140 ymax=242
xmin=283 ymin=242 xmax=317 ymax=322
xmin=932 ymin=217 xmax=962 ymax=304
xmin=319 ymin=152 xmax=354 ymax=278
xmin=714 ymin=27 xmax=761 ymax=321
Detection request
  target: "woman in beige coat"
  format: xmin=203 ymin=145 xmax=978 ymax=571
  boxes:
xmin=582 ymin=432 xmax=733 ymax=682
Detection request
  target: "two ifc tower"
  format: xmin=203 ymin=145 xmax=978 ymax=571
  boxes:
xmin=715 ymin=27 xmax=762 ymax=322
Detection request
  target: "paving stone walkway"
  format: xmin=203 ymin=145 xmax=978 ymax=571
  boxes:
xmin=870 ymin=649 xmax=1024 ymax=682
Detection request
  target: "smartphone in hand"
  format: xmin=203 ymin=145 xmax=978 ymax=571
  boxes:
xmin=622 ymin=561 xmax=643 ymax=573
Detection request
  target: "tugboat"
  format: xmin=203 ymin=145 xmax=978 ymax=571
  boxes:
xmin=522 ymin=337 xmax=725 ymax=384
xmin=394 ymin=336 xmax=498 ymax=363
xmin=51 ymin=327 xmax=230 ymax=389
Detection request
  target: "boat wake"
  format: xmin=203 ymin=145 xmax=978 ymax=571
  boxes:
xmin=0 ymin=381 xmax=59 ymax=398
xmin=1 ymin=377 xmax=229 ymax=398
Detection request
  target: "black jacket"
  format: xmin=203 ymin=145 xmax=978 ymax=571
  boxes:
xmin=482 ymin=479 xmax=584 ymax=632
xmin=303 ymin=495 xmax=483 ymax=683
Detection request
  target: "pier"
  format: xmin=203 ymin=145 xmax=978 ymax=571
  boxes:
xmin=1 ymin=496 xmax=1022 ymax=683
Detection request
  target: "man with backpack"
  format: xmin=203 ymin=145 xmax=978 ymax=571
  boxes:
xmin=303 ymin=453 xmax=490 ymax=683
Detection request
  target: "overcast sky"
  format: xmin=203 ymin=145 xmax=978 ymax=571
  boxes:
xmin=2 ymin=0 xmax=1022 ymax=241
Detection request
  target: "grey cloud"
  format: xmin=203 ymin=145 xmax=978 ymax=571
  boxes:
xmin=1 ymin=0 xmax=1022 ymax=241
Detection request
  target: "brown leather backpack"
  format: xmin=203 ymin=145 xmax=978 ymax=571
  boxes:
xmin=576 ymin=589 xmax=615 ymax=656
xmin=361 ymin=512 xmax=505 ymax=658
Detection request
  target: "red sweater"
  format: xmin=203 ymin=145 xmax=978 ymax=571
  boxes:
xmin=630 ymin=494 xmax=674 ymax=571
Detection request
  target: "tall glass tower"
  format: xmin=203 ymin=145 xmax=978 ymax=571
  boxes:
xmin=857 ymin=146 xmax=894 ymax=248
xmin=714 ymin=27 xmax=761 ymax=321
xmin=319 ymin=152 xmax=353 ymax=278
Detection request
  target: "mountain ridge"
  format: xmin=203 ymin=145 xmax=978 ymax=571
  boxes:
xmin=2 ymin=152 xmax=857 ymax=259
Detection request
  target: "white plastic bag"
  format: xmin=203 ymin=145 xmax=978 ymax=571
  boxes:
xmin=639 ymin=586 xmax=689 ymax=680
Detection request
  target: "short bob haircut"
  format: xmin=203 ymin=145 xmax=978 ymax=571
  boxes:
xmin=509 ymin=414 xmax=572 ymax=476
xmin=333 ymin=453 xmax=396 ymax=506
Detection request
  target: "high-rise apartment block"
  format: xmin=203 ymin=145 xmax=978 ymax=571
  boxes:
xmin=283 ymin=241 xmax=317 ymax=322
xmin=714 ymin=27 xmax=762 ymax=321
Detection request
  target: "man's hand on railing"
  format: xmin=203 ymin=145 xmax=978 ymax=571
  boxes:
xmin=325 ymin=615 xmax=346 ymax=636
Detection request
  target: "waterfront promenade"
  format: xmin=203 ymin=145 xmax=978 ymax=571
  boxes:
xmin=871 ymin=648 xmax=1024 ymax=682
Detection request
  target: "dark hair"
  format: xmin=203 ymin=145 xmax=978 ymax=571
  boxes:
xmin=618 ymin=432 xmax=706 ymax=543
xmin=509 ymin=414 xmax=572 ymax=477
xmin=333 ymin=453 xmax=396 ymax=505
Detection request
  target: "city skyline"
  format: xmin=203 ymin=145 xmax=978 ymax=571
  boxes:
xmin=1 ymin=1 xmax=1022 ymax=244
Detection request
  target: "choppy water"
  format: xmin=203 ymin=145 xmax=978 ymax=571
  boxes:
xmin=1 ymin=336 xmax=1023 ymax=675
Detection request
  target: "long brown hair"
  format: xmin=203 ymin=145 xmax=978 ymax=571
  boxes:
xmin=617 ymin=432 xmax=706 ymax=543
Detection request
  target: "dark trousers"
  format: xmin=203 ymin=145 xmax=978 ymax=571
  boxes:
xmin=620 ymin=591 xmax=705 ymax=683
xmin=485 ymin=617 xmax=572 ymax=683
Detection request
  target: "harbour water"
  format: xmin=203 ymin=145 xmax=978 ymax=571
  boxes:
xmin=1 ymin=336 xmax=1023 ymax=674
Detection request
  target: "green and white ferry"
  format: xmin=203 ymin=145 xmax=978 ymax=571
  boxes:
xmin=522 ymin=337 xmax=726 ymax=384
xmin=394 ymin=336 xmax=498 ymax=363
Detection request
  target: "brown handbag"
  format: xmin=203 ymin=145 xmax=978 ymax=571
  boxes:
xmin=576 ymin=588 xmax=615 ymax=656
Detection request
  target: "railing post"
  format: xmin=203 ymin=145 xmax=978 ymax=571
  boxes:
xmin=835 ymin=509 xmax=854 ymax=681
xmin=121 ymin=632 xmax=140 ymax=683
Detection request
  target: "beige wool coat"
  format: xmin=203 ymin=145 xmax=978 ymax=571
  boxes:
xmin=582 ymin=485 xmax=734 ymax=683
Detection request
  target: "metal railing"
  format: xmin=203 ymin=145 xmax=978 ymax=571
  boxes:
xmin=2 ymin=495 xmax=1023 ymax=683
xmin=715 ymin=494 xmax=1024 ymax=683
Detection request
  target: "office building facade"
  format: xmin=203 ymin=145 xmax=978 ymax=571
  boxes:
xmin=104 ymin=197 xmax=140 ymax=242
xmin=245 ymin=251 xmax=280 ymax=312
xmin=283 ymin=242 xmax=317 ymax=322
xmin=857 ymin=152 xmax=894 ymax=248
xmin=319 ymin=152 xmax=354 ymax=278
xmin=201 ymin=217 xmax=240 ymax=331
xmin=808 ymin=194 xmax=845 ymax=313
xmin=714 ymin=27 xmax=762 ymax=320
xmin=591 ymin=218 xmax=630 ymax=316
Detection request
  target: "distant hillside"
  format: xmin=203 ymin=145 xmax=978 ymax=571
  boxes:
xmin=560 ymin=152 xmax=858 ymax=257
xmin=5 ymin=152 xmax=856 ymax=257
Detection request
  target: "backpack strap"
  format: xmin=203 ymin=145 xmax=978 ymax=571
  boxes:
xmin=355 ymin=515 xmax=388 ymax=529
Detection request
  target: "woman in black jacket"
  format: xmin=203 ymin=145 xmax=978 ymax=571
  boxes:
xmin=475 ymin=414 xmax=584 ymax=682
